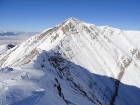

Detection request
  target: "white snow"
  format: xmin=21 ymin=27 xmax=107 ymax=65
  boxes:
xmin=0 ymin=18 xmax=140 ymax=105
xmin=0 ymin=44 xmax=9 ymax=54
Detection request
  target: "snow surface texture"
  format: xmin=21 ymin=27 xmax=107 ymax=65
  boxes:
xmin=0 ymin=18 xmax=140 ymax=105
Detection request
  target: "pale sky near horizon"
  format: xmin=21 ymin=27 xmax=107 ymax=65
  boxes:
xmin=0 ymin=0 xmax=140 ymax=32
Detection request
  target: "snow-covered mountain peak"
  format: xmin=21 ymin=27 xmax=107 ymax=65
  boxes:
xmin=0 ymin=18 xmax=140 ymax=105
xmin=0 ymin=18 xmax=98 ymax=67
xmin=65 ymin=17 xmax=81 ymax=22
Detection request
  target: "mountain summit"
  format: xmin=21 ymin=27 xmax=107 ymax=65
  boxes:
xmin=0 ymin=18 xmax=140 ymax=105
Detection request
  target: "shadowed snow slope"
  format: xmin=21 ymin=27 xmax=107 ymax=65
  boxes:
xmin=0 ymin=18 xmax=140 ymax=105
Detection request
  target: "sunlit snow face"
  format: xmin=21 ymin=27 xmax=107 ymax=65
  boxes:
xmin=0 ymin=18 xmax=140 ymax=105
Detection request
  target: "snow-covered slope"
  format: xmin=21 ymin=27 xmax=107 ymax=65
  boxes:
xmin=0 ymin=18 xmax=140 ymax=105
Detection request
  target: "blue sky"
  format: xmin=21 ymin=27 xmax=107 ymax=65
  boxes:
xmin=0 ymin=0 xmax=140 ymax=32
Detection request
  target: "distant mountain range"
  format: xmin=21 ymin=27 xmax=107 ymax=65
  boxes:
xmin=0 ymin=18 xmax=140 ymax=105
xmin=0 ymin=31 xmax=39 ymax=36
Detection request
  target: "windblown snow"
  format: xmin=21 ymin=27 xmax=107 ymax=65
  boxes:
xmin=0 ymin=18 xmax=140 ymax=105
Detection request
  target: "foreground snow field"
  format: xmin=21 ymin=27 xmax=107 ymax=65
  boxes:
xmin=0 ymin=18 xmax=140 ymax=105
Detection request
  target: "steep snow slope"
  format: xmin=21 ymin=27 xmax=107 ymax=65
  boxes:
xmin=0 ymin=18 xmax=140 ymax=105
